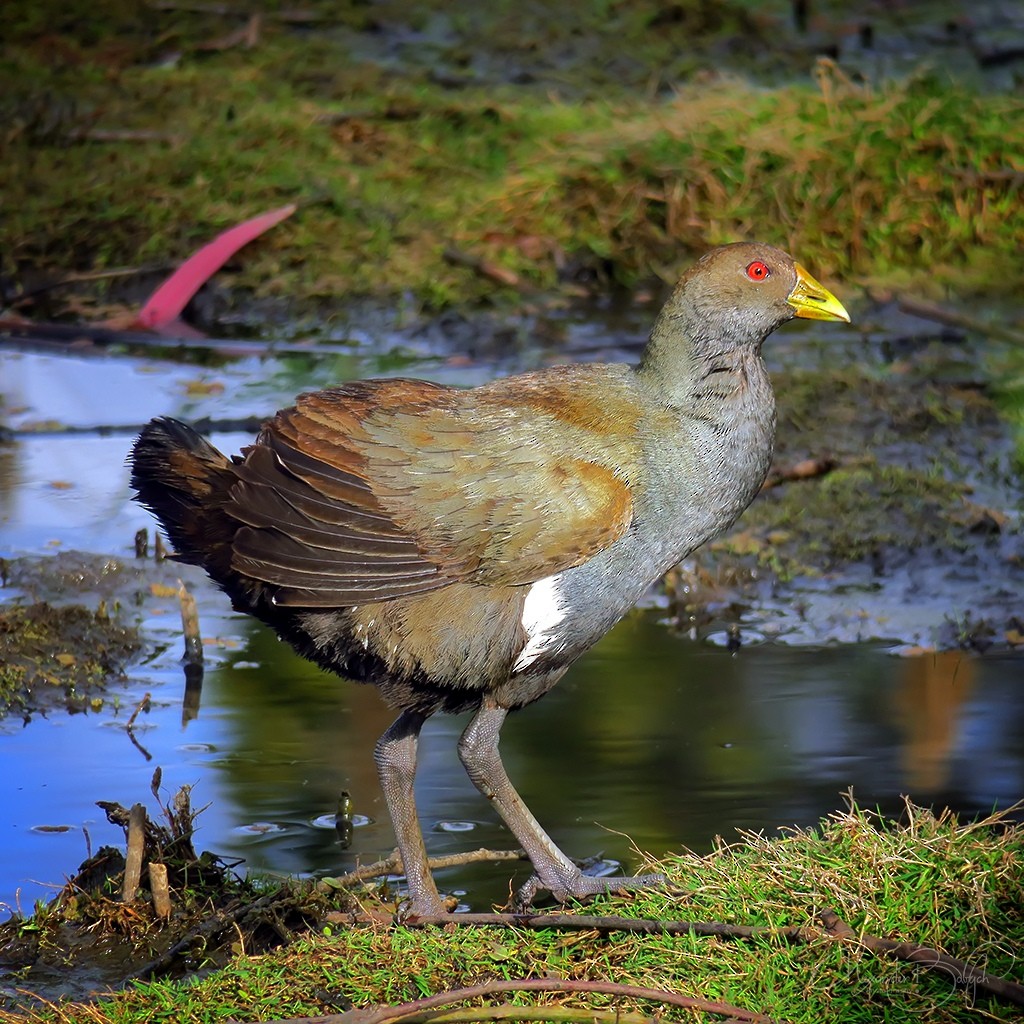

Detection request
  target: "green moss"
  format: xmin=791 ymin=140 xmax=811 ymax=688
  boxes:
xmin=736 ymin=462 xmax=968 ymax=573
xmin=490 ymin=71 xmax=1024 ymax=294
xmin=0 ymin=602 xmax=140 ymax=716
xmin=695 ymin=358 xmax=1009 ymax=580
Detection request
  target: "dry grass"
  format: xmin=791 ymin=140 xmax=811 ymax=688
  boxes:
xmin=476 ymin=62 xmax=1024 ymax=295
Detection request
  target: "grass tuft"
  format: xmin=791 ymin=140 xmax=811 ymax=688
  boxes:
xmin=10 ymin=800 xmax=1024 ymax=1024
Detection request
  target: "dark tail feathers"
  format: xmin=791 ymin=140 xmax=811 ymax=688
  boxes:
xmin=129 ymin=417 xmax=238 ymax=575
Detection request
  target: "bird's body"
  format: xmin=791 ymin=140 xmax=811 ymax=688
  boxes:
xmin=130 ymin=243 xmax=849 ymax=915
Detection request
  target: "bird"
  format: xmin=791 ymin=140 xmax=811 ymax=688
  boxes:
xmin=130 ymin=242 xmax=849 ymax=917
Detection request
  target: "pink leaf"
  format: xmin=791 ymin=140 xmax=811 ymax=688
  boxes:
xmin=134 ymin=203 xmax=297 ymax=329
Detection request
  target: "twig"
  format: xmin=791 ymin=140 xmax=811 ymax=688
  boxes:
xmin=820 ymin=909 xmax=1024 ymax=1006
xmin=342 ymin=1008 xmax=674 ymax=1024
xmin=125 ymin=692 xmax=152 ymax=733
xmin=325 ymin=908 xmax=1024 ymax=1007
xmin=147 ymin=0 xmax=330 ymax=22
xmin=320 ymin=848 xmax=526 ymax=890
xmin=3 ymin=414 xmax=265 ymax=440
xmin=12 ymin=263 xmax=176 ymax=301
xmin=125 ymin=692 xmax=154 ymax=760
xmin=67 ymin=129 xmax=184 ymax=145
xmin=443 ymin=247 xmax=534 ymax=293
xmin=122 ymin=803 xmax=147 ymax=902
xmin=943 ymin=165 xmax=1024 ymax=186
xmin=178 ymin=582 xmax=203 ymax=666
xmin=761 ymin=456 xmax=837 ymax=490
xmin=395 ymin=910 xmax=807 ymax=943
xmin=0 ymin=317 xmax=389 ymax=360
xmin=233 ymin=977 xmax=781 ymax=1024
xmin=195 ymin=12 xmax=262 ymax=50
xmin=897 ymin=296 xmax=1024 ymax=346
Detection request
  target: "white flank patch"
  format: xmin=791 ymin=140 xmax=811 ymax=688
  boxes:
xmin=512 ymin=574 xmax=567 ymax=673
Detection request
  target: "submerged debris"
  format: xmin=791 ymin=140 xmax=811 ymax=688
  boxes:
xmin=0 ymin=782 xmax=341 ymax=1007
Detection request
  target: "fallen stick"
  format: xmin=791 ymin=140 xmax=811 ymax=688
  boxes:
xmin=320 ymin=847 xmax=526 ymax=890
xmin=897 ymin=296 xmax=1024 ymax=346
xmin=232 ymin=977 xmax=781 ymax=1024
xmin=761 ymin=455 xmax=837 ymax=490
xmin=323 ymin=907 xmax=1024 ymax=1006
xmin=122 ymin=803 xmax=147 ymax=902
xmin=443 ymin=247 xmax=533 ymax=293
xmin=820 ymin=909 xmax=1024 ymax=1006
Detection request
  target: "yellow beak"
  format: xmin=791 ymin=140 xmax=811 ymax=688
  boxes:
xmin=787 ymin=263 xmax=851 ymax=323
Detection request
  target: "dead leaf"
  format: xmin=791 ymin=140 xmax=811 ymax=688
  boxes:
xmin=182 ymin=379 xmax=225 ymax=396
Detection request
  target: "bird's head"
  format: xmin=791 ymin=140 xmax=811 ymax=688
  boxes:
xmin=662 ymin=242 xmax=850 ymax=353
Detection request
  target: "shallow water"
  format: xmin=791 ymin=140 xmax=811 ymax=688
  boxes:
xmin=1 ymin=591 xmax=1021 ymax=916
xmin=0 ymin=324 xmax=1022 ymax=916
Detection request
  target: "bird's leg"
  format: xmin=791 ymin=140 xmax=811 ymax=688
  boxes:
xmin=374 ymin=710 xmax=450 ymax=917
xmin=458 ymin=696 xmax=664 ymax=907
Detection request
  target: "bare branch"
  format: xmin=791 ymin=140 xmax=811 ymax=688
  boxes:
xmin=232 ymin=977 xmax=781 ymax=1024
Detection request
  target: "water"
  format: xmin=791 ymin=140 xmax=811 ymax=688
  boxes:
xmin=1 ymin=599 xmax=1020 ymax=915
xmin=1 ymin=334 xmax=1022 ymax=916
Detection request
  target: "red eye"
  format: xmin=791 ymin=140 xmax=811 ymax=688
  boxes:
xmin=747 ymin=260 xmax=770 ymax=281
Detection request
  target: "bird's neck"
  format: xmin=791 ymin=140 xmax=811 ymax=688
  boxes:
xmin=636 ymin=306 xmax=767 ymax=415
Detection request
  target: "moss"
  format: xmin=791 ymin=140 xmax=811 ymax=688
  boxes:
xmin=486 ymin=70 xmax=1024 ymax=294
xmin=0 ymin=602 xmax=140 ymax=716
xmin=694 ymin=358 xmax=1013 ymax=580
xmin=731 ymin=462 xmax=969 ymax=575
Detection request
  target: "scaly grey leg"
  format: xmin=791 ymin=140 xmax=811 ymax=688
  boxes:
xmin=457 ymin=696 xmax=664 ymax=907
xmin=374 ymin=710 xmax=449 ymax=917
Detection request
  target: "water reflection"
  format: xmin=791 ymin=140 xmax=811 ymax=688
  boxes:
xmin=185 ymin=609 xmax=1022 ymax=908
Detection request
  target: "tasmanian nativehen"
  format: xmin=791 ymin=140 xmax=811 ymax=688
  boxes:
xmin=130 ymin=243 xmax=849 ymax=915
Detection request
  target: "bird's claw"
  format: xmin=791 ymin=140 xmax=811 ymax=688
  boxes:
xmin=397 ymin=893 xmax=457 ymax=920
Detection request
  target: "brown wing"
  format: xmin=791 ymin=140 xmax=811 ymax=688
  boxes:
xmin=225 ymin=371 xmax=641 ymax=608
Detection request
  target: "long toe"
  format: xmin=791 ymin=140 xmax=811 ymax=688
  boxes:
xmin=516 ymin=869 xmax=666 ymax=910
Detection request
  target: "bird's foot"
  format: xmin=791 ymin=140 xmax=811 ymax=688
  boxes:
xmin=514 ymin=867 xmax=666 ymax=911
xmin=397 ymin=892 xmax=457 ymax=920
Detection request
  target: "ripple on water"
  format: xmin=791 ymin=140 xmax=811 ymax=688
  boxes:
xmin=310 ymin=813 xmax=373 ymax=830
xmin=433 ymin=820 xmax=477 ymax=833
xmin=231 ymin=822 xmax=286 ymax=836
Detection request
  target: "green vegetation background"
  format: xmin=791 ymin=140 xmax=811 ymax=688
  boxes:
xmin=3 ymin=0 xmax=1022 ymax=310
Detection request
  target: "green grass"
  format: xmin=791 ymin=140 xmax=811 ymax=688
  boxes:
xmin=2 ymin=3 xmax=1023 ymax=311
xmin=11 ymin=801 xmax=1023 ymax=1023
